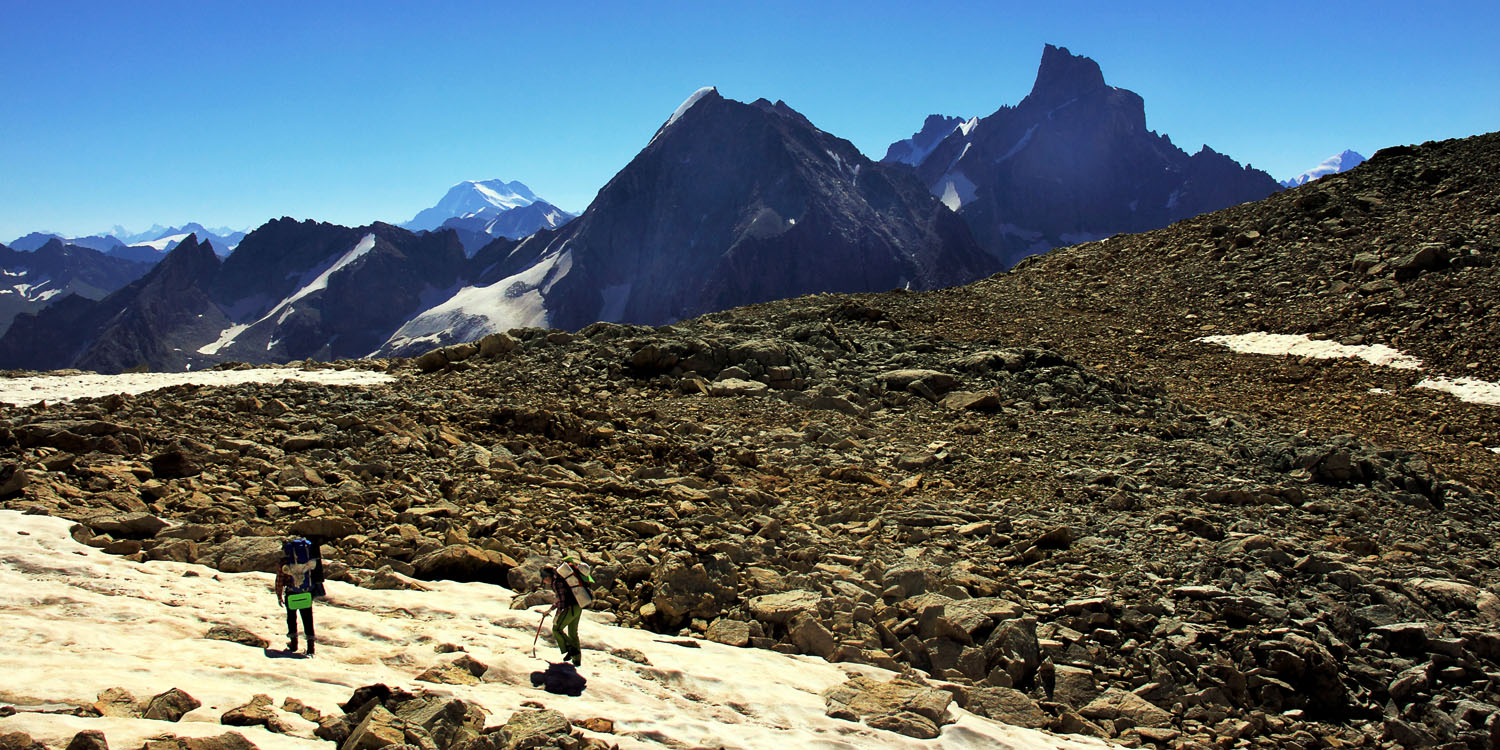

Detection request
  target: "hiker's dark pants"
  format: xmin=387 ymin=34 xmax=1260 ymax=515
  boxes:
xmin=286 ymin=606 xmax=315 ymax=649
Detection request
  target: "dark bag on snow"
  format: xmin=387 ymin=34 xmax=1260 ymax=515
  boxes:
xmin=530 ymin=662 xmax=587 ymax=696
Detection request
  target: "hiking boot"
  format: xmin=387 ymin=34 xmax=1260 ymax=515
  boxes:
xmin=305 ymin=645 xmax=315 ymax=657
xmin=567 ymin=649 xmax=582 ymax=666
xmin=286 ymin=640 xmax=298 ymax=652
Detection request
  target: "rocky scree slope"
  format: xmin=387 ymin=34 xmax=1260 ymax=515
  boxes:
xmin=856 ymin=130 xmax=1500 ymax=496
xmin=2 ymin=299 xmax=1499 ymax=748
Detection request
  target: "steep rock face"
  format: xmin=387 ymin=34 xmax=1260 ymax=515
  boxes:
xmin=0 ymin=236 xmax=225 ymax=373
xmin=382 ymin=89 xmax=989 ymax=353
xmin=884 ymin=115 xmax=968 ymax=167
xmin=0 ymin=240 xmax=152 ymax=336
xmin=204 ymin=221 xmax=469 ymax=362
xmin=886 ymin=44 xmax=1281 ymax=267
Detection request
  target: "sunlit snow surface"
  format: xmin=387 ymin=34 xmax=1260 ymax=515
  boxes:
xmin=1197 ymin=332 xmax=1422 ymax=369
xmin=0 ymin=512 xmax=1111 ymax=750
xmin=1198 ymin=332 xmax=1500 ymax=408
xmin=0 ymin=368 xmax=393 ymax=407
xmin=1415 ymin=377 xmax=1500 ymax=406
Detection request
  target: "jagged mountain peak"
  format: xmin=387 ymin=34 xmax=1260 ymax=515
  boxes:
xmin=653 ymin=86 xmax=722 ymax=141
xmin=1024 ymin=43 xmax=1108 ymax=108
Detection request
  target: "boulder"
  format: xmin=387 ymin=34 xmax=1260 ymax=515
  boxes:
xmin=0 ymin=733 xmax=48 ymax=750
xmin=823 ymin=675 xmax=953 ymax=739
xmin=788 ymin=614 xmax=839 ymax=658
xmin=289 ymin=517 xmax=360 ymax=539
xmin=1050 ymin=665 xmax=1101 ymax=708
xmin=710 ymin=378 xmax=769 ymax=397
xmin=86 ymin=512 xmax=168 ymax=539
xmin=983 ymin=618 xmax=1041 ymax=687
xmin=143 ymin=735 xmax=259 ymax=750
xmin=501 ymin=709 xmax=571 ymax=750
xmin=477 ymin=333 xmax=518 ymax=357
xmin=93 ymin=687 xmax=142 ymax=718
xmin=212 ymin=537 xmax=287 ymax=574
xmin=940 ymin=391 xmax=1000 ymax=411
xmin=706 ymin=619 xmax=752 ymax=647
xmin=966 ymin=686 xmax=1049 ymax=728
xmin=415 ymin=663 xmax=481 ymax=686
xmin=411 ymin=545 xmax=515 ymax=584
xmin=145 ymin=688 xmax=203 ymax=722
xmin=1079 ymin=688 xmax=1172 ymax=728
xmin=221 ymin=694 xmax=295 ymax=734
xmin=648 ymin=554 xmax=736 ymax=623
xmin=748 ymin=590 xmax=822 ymax=626
xmin=65 ymin=731 xmax=109 ymax=750
xmin=205 ymin=624 xmax=269 ymax=649
xmin=344 ymin=704 xmax=408 ymax=750
xmin=876 ymin=369 xmax=960 ymax=394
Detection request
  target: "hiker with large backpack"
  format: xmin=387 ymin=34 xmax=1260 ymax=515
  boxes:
xmin=275 ymin=537 xmax=322 ymax=656
xmin=539 ymin=559 xmax=593 ymax=666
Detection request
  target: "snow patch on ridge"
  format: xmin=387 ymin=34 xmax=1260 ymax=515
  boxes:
xmin=203 ymin=233 xmax=378 ymax=355
xmin=1416 ymin=377 xmax=1500 ymax=406
xmin=936 ymin=170 xmax=978 ymax=211
xmin=0 ymin=368 xmax=392 ymax=407
xmin=1197 ymin=332 xmax=1421 ymax=369
xmin=651 ymin=86 xmax=717 ymax=144
xmin=1199 ymin=332 xmax=1500 ymax=408
xmin=384 ymin=249 xmax=572 ymax=352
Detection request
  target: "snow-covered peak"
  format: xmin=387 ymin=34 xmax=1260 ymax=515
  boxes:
xmin=1280 ymin=149 xmax=1367 ymax=188
xmin=666 ymin=86 xmax=718 ymax=129
xmin=651 ymin=86 xmax=719 ymax=144
xmin=403 ymin=179 xmax=544 ymax=232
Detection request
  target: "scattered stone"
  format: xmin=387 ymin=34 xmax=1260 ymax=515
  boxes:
xmin=144 ymin=688 xmax=203 ymax=722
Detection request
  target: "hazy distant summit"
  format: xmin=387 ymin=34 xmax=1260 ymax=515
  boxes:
xmin=1281 ymin=149 xmax=1366 ymax=188
xmin=402 ymin=179 xmax=575 ymax=255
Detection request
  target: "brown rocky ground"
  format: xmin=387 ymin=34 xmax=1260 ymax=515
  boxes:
xmin=3 ymin=131 xmax=1499 ymax=750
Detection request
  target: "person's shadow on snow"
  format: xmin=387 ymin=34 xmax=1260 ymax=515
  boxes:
xmin=263 ymin=648 xmax=309 ymax=659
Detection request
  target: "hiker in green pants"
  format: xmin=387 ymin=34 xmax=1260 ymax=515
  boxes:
xmin=541 ymin=560 xmax=593 ymax=665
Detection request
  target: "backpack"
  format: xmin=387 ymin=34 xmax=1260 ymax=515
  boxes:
xmin=282 ymin=538 xmax=317 ymax=595
xmin=557 ymin=562 xmax=593 ymax=607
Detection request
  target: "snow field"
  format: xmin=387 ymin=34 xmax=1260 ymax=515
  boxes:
xmin=0 ymin=512 xmax=1112 ymax=750
xmin=0 ymin=368 xmax=394 ymax=407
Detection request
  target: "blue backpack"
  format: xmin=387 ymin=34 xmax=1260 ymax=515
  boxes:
xmin=282 ymin=538 xmax=318 ymax=595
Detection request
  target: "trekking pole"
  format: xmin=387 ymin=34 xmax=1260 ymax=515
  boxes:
xmin=531 ymin=610 xmax=551 ymax=658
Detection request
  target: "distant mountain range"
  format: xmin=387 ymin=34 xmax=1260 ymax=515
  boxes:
xmin=0 ymin=44 xmax=1322 ymax=372
xmin=8 ymin=224 xmax=245 ymax=260
xmin=881 ymin=44 xmax=1282 ymax=268
xmin=1281 ymin=149 xmax=1367 ymax=188
xmin=401 ymin=179 xmax=575 ymax=255
xmin=0 ymin=239 xmax=152 ymax=339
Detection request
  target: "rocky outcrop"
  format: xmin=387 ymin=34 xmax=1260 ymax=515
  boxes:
xmin=884 ymin=44 xmax=1280 ymax=267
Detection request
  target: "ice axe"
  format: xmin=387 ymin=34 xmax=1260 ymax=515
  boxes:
xmin=531 ymin=610 xmax=552 ymax=658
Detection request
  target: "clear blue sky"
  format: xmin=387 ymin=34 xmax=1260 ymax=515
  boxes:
xmin=2 ymin=0 xmax=1497 ymax=242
